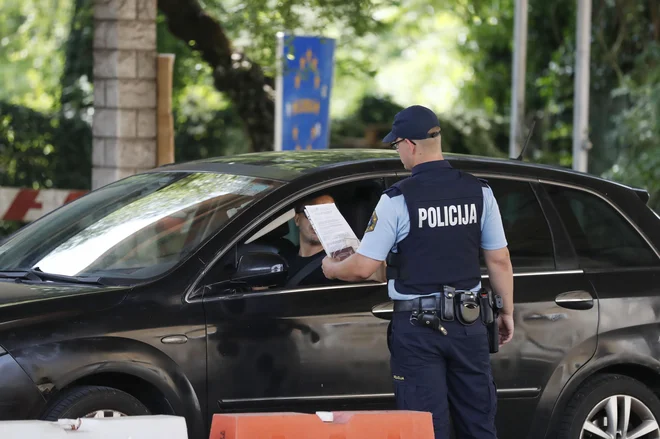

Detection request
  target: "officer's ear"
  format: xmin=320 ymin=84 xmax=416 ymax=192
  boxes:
xmin=405 ymin=139 xmax=418 ymax=154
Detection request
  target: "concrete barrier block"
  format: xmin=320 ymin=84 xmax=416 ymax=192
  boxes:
xmin=0 ymin=415 xmax=188 ymax=438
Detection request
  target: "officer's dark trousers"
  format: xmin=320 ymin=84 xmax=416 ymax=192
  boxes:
xmin=388 ymin=311 xmax=498 ymax=439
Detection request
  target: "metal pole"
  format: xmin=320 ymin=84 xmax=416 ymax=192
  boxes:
xmin=509 ymin=0 xmax=528 ymax=158
xmin=572 ymin=0 xmax=592 ymax=172
xmin=274 ymin=32 xmax=285 ymax=151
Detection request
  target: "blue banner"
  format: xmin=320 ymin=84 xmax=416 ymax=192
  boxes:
xmin=275 ymin=34 xmax=336 ymax=151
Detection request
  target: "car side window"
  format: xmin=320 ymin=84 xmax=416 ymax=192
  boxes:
xmin=544 ymin=184 xmax=660 ymax=268
xmin=484 ymin=179 xmax=556 ymax=271
xmin=230 ymin=178 xmax=387 ymax=291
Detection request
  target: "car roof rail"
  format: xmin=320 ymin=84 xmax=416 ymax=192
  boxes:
xmin=632 ymin=187 xmax=650 ymax=204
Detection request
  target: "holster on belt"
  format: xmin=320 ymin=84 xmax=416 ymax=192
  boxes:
xmin=479 ymin=288 xmax=503 ymax=354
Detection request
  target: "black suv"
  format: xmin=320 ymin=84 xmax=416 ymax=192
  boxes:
xmin=0 ymin=150 xmax=659 ymax=439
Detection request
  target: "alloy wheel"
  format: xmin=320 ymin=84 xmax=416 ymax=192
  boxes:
xmin=581 ymin=394 xmax=660 ymax=439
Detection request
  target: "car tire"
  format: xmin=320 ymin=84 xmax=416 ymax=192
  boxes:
xmin=41 ymin=385 xmax=151 ymax=420
xmin=557 ymin=373 xmax=660 ymax=439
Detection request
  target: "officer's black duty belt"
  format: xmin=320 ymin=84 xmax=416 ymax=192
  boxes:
xmin=391 ymin=287 xmax=503 ymax=354
xmin=392 ymin=287 xmax=472 ymax=315
xmin=393 ymin=294 xmax=461 ymax=312
xmin=393 ymin=287 xmax=491 ymax=333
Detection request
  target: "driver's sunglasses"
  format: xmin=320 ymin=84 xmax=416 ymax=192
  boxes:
xmin=390 ymin=138 xmax=416 ymax=150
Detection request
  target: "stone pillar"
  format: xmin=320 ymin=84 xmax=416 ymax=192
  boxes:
xmin=92 ymin=0 xmax=158 ymax=189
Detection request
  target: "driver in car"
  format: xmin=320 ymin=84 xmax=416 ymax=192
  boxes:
xmin=283 ymin=194 xmax=341 ymax=287
xmin=283 ymin=194 xmax=384 ymax=287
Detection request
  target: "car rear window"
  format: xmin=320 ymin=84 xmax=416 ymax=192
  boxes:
xmin=485 ymin=179 xmax=556 ymax=271
xmin=544 ymin=184 xmax=660 ymax=268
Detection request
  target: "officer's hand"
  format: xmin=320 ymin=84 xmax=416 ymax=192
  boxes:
xmin=322 ymin=256 xmax=337 ymax=279
xmin=498 ymin=313 xmax=514 ymax=346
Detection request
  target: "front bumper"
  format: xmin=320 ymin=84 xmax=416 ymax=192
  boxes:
xmin=0 ymin=349 xmax=46 ymax=420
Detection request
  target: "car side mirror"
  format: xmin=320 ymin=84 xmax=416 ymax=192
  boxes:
xmin=232 ymin=252 xmax=288 ymax=286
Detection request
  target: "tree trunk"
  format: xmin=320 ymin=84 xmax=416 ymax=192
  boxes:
xmin=158 ymin=0 xmax=275 ymax=152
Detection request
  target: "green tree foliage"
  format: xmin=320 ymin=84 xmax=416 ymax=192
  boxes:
xmin=157 ymin=0 xmax=386 ymax=152
xmin=0 ymin=101 xmax=92 ymax=237
xmin=60 ymin=0 xmax=94 ymax=120
xmin=155 ymin=12 xmax=250 ymax=161
xmin=330 ymin=94 xmax=508 ymax=159
xmin=452 ymin=0 xmax=659 ymax=210
xmin=0 ymin=102 xmax=91 ymax=189
xmin=0 ymin=0 xmax=92 ymax=236
xmin=0 ymin=0 xmax=93 ymax=192
xmin=603 ymin=78 xmax=660 ymax=211
xmin=0 ymin=0 xmax=73 ymax=111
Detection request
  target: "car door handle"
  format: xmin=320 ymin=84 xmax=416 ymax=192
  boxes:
xmin=555 ymin=290 xmax=594 ymax=310
xmin=524 ymin=312 xmax=568 ymax=322
xmin=372 ymin=301 xmax=393 ymax=320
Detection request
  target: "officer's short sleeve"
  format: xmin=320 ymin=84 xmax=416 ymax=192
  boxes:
xmin=356 ymin=193 xmax=402 ymax=261
xmin=480 ymin=186 xmax=508 ymax=250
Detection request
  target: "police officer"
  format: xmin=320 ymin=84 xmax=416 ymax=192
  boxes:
xmin=322 ymin=105 xmax=514 ymax=439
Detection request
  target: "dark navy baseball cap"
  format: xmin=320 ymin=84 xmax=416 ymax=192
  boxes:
xmin=382 ymin=105 xmax=440 ymax=143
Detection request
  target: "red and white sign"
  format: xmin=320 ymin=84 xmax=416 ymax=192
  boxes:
xmin=0 ymin=187 xmax=88 ymax=222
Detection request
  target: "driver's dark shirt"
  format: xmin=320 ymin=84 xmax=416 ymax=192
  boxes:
xmin=282 ymin=248 xmax=343 ymax=287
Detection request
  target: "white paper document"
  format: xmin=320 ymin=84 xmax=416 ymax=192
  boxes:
xmin=304 ymin=203 xmax=360 ymax=260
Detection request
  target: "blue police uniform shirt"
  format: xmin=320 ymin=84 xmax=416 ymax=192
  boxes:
xmin=357 ymin=185 xmax=508 ymax=300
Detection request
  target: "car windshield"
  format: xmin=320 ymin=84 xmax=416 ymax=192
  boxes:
xmin=0 ymin=171 xmax=281 ymax=282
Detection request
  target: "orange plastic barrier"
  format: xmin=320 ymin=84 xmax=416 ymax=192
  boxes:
xmin=209 ymin=411 xmax=434 ymax=439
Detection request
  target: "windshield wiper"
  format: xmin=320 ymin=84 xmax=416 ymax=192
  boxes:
xmin=0 ymin=268 xmax=107 ymax=285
